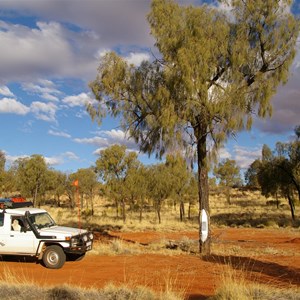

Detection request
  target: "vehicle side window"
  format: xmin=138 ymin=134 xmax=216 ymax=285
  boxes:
xmin=0 ymin=212 xmax=4 ymax=227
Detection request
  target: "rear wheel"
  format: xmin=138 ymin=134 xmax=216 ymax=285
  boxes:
xmin=42 ymin=245 xmax=66 ymax=269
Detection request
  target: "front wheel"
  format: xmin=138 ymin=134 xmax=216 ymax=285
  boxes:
xmin=42 ymin=245 xmax=66 ymax=269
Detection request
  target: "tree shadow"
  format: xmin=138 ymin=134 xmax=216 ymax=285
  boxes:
xmin=204 ymin=254 xmax=300 ymax=286
xmin=211 ymin=212 xmax=299 ymax=227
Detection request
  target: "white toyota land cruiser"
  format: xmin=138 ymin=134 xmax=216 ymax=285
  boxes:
xmin=0 ymin=201 xmax=93 ymax=269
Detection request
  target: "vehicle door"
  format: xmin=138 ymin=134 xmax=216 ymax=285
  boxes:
xmin=3 ymin=216 xmax=36 ymax=254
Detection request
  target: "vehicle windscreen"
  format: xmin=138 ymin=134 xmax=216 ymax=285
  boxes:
xmin=29 ymin=212 xmax=56 ymax=229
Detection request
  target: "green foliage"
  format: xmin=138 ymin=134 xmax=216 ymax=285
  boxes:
xmin=95 ymin=144 xmax=140 ymax=222
xmin=247 ymin=128 xmax=300 ymax=220
xmin=88 ymin=0 xmax=298 ymax=254
xmin=244 ymin=159 xmax=261 ymax=189
xmin=71 ymin=168 xmax=98 ymax=214
xmin=0 ymin=150 xmax=5 ymax=172
xmin=13 ymin=155 xmax=48 ymax=206
xmin=147 ymin=163 xmax=173 ymax=223
xmin=44 ymin=169 xmax=67 ymax=206
xmin=214 ymin=159 xmax=242 ymax=188
xmin=213 ymin=159 xmax=242 ymax=204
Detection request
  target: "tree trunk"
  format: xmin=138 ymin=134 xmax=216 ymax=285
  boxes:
xmin=225 ymin=187 xmax=231 ymax=205
xmin=115 ymin=199 xmax=119 ymax=218
xmin=275 ymin=192 xmax=279 ymax=209
xmin=121 ymin=198 xmax=126 ymax=223
xmin=139 ymin=197 xmax=144 ymax=223
xmin=180 ymin=200 xmax=185 ymax=222
xmin=287 ymin=193 xmax=295 ymax=220
xmin=195 ymin=122 xmax=210 ymax=256
xmin=156 ymin=200 xmax=161 ymax=224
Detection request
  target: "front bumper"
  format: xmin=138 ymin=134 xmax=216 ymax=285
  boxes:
xmin=65 ymin=231 xmax=93 ymax=254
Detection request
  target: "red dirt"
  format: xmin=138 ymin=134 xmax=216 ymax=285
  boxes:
xmin=0 ymin=228 xmax=299 ymax=299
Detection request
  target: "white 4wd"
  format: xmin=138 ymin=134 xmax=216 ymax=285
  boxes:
xmin=0 ymin=203 xmax=93 ymax=269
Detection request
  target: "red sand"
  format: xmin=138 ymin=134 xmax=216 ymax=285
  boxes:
xmin=0 ymin=228 xmax=299 ymax=299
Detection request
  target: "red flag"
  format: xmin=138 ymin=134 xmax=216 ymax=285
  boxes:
xmin=72 ymin=179 xmax=79 ymax=187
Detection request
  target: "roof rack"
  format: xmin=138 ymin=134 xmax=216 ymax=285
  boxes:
xmin=0 ymin=199 xmax=33 ymax=209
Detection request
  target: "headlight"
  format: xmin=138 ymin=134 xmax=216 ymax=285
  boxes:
xmin=83 ymin=235 xmax=88 ymax=242
xmin=89 ymin=233 xmax=93 ymax=240
xmin=71 ymin=237 xmax=79 ymax=246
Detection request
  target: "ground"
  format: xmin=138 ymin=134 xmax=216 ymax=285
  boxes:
xmin=0 ymin=228 xmax=299 ymax=299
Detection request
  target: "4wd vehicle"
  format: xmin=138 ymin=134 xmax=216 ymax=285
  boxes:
xmin=0 ymin=200 xmax=93 ymax=269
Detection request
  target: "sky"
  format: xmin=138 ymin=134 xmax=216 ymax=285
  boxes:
xmin=0 ymin=0 xmax=299 ymax=175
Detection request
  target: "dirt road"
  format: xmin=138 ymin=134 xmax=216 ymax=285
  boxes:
xmin=0 ymin=228 xmax=299 ymax=299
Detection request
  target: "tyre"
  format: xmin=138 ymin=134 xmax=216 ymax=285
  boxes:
xmin=42 ymin=245 xmax=66 ymax=269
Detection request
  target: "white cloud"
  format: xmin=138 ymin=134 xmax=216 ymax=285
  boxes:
xmin=22 ymin=80 xmax=61 ymax=102
xmin=74 ymin=136 xmax=109 ymax=147
xmin=48 ymin=129 xmax=71 ymax=138
xmin=44 ymin=156 xmax=64 ymax=166
xmin=95 ymin=48 xmax=111 ymax=60
xmin=63 ymin=151 xmax=79 ymax=160
xmin=0 ymin=86 xmax=14 ymax=97
xmin=62 ymin=92 xmax=95 ymax=107
xmin=0 ymin=98 xmax=30 ymax=115
xmin=0 ymin=20 xmax=100 ymax=82
xmin=5 ymin=153 xmax=29 ymax=166
xmin=74 ymin=129 xmax=138 ymax=153
xmin=0 ymin=1 xmax=152 ymax=48
xmin=217 ymin=147 xmax=232 ymax=160
xmin=30 ymin=101 xmax=57 ymax=122
xmin=44 ymin=151 xmax=79 ymax=166
xmin=233 ymin=145 xmax=261 ymax=169
xmin=125 ymin=52 xmax=150 ymax=66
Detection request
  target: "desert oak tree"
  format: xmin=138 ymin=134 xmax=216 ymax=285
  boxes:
xmin=88 ymin=0 xmax=299 ymax=255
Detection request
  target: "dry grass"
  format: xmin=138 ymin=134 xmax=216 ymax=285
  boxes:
xmin=44 ymin=187 xmax=299 ymax=233
xmin=0 ymin=263 xmax=184 ymax=300
xmin=210 ymin=265 xmax=300 ymax=300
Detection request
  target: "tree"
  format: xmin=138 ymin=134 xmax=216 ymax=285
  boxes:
xmin=71 ymin=168 xmax=98 ymax=215
xmin=245 ymin=159 xmax=261 ymax=190
xmin=165 ymin=153 xmax=192 ymax=221
xmin=213 ymin=159 xmax=242 ymax=204
xmin=123 ymin=163 xmax=149 ymax=222
xmin=0 ymin=150 xmax=5 ymax=172
xmin=14 ymin=155 xmax=48 ymax=206
xmin=95 ymin=144 xmax=139 ymax=222
xmin=253 ymin=132 xmax=300 ymax=220
xmin=147 ymin=163 xmax=172 ymax=224
xmin=42 ymin=169 xmax=67 ymax=207
xmin=88 ymin=0 xmax=299 ymax=255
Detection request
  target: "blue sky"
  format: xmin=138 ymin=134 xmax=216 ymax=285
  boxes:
xmin=0 ymin=0 xmax=299 ymax=175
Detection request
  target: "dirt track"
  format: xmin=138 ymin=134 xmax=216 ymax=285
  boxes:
xmin=0 ymin=228 xmax=299 ymax=299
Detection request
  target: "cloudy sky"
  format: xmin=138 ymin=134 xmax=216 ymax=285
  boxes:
xmin=0 ymin=0 xmax=299 ymax=174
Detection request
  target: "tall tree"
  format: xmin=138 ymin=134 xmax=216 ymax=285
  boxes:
xmin=213 ymin=159 xmax=242 ymax=204
xmin=14 ymin=155 xmax=48 ymax=206
xmin=95 ymin=144 xmax=139 ymax=222
xmin=245 ymin=159 xmax=261 ymax=189
xmin=72 ymin=168 xmax=98 ymax=215
xmin=165 ymin=153 xmax=192 ymax=221
xmin=251 ymin=130 xmax=300 ymax=220
xmin=123 ymin=163 xmax=149 ymax=222
xmin=147 ymin=163 xmax=172 ymax=224
xmin=88 ymin=0 xmax=299 ymax=254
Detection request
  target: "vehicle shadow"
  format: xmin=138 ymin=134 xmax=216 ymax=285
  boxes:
xmin=204 ymin=254 xmax=300 ymax=286
xmin=0 ymin=255 xmax=38 ymax=264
